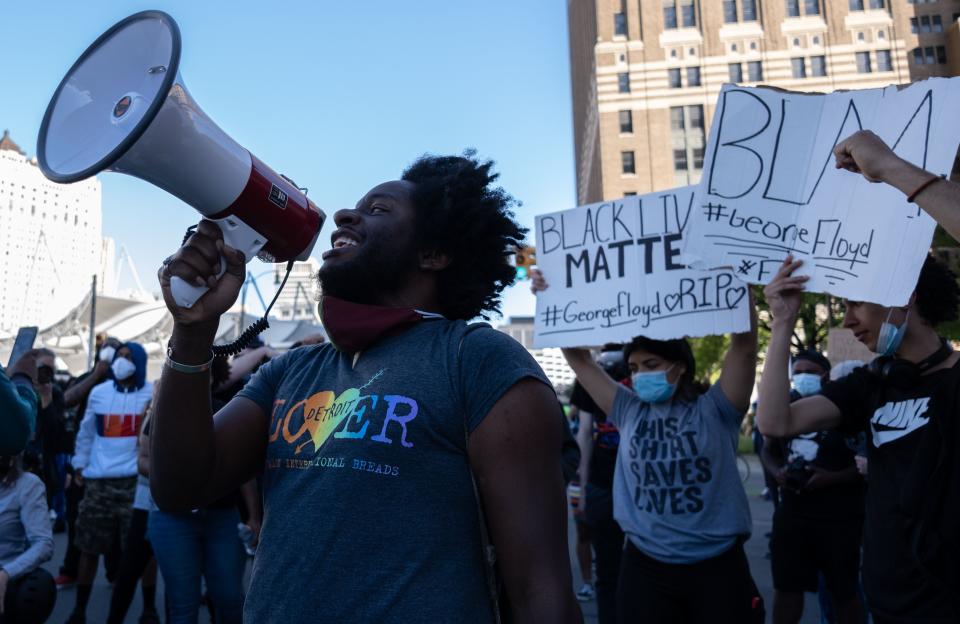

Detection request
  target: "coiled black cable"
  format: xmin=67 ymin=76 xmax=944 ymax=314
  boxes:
xmin=178 ymin=225 xmax=295 ymax=357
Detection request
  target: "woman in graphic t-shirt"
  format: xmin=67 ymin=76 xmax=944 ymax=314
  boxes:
xmin=531 ymin=270 xmax=763 ymax=624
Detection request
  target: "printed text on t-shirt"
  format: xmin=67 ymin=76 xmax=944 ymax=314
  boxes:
xmin=627 ymin=415 xmax=712 ymax=515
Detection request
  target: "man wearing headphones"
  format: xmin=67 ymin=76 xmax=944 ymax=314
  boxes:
xmin=757 ymin=254 xmax=959 ymax=623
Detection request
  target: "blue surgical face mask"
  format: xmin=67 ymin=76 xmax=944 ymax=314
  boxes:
xmin=877 ymin=308 xmax=909 ymax=356
xmin=792 ymin=373 xmax=822 ymax=397
xmin=632 ymin=365 xmax=678 ymax=403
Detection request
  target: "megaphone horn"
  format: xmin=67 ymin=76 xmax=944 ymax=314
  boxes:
xmin=37 ymin=10 xmax=325 ymax=308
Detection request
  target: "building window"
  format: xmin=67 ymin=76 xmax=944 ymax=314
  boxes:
xmin=933 ymin=15 xmax=943 ymax=33
xmin=937 ymin=45 xmax=947 ymax=64
xmin=723 ymin=0 xmax=738 ymax=23
xmin=926 ymin=46 xmax=936 ymax=64
xmin=856 ymin=51 xmax=872 ymax=73
xmin=614 ymin=12 xmax=628 ymax=36
xmin=910 ymin=18 xmax=919 ymax=33
xmin=870 ymin=0 xmax=884 ymax=6
xmin=786 ymin=0 xmax=801 ymax=17
xmin=680 ymin=0 xmax=697 ymax=27
xmin=693 ymin=147 xmax=705 ymax=170
xmin=748 ymin=60 xmax=763 ymax=81
xmin=671 ymin=105 xmax=706 ymax=185
xmin=624 ymin=191 xmax=637 ymax=196
xmin=618 ymin=72 xmax=630 ymax=93
xmin=729 ymin=62 xmax=743 ymax=82
xmin=876 ymin=49 xmax=893 ymax=71
xmin=811 ymin=55 xmax=827 ymax=76
xmin=663 ymin=0 xmax=678 ymax=28
xmin=689 ymin=104 xmax=704 ymax=130
xmin=670 ymin=106 xmax=686 ymax=131
xmin=622 ymin=151 xmax=636 ymax=175
xmin=619 ymin=110 xmax=634 ymax=133
xmin=920 ymin=16 xmax=931 ymax=34
xmin=791 ymin=57 xmax=807 ymax=78
xmin=804 ymin=0 xmax=820 ymax=15
xmin=849 ymin=0 xmax=864 ymax=8
xmin=674 ymin=149 xmax=689 ymax=172
xmin=668 ymin=67 xmax=682 ymax=88
xmin=687 ymin=66 xmax=701 ymax=86
xmin=742 ymin=0 xmax=757 ymax=21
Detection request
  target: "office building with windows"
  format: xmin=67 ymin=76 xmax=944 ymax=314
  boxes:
xmin=568 ymin=0 xmax=960 ymax=203
xmin=0 ymin=130 xmax=104 ymax=333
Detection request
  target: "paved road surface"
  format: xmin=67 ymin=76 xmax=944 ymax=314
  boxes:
xmin=45 ymin=455 xmax=822 ymax=623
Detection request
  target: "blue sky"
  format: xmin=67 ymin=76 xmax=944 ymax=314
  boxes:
xmin=2 ymin=0 xmax=575 ymax=321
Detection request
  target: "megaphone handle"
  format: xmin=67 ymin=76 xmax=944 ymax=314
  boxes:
xmin=170 ymin=216 xmax=268 ymax=308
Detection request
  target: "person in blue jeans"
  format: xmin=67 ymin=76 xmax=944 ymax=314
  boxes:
xmin=144 ymin=379 xmax=262 ymax=624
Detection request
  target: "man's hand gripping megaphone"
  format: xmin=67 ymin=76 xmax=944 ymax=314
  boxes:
xmin=158 ymin=220 xmax=247 ymax=325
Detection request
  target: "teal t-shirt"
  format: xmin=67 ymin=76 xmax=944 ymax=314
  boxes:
xmin=611 ymin=383 xmax=751 ymax=564
xmin=237 ymin=320 xmax=549 ymax=623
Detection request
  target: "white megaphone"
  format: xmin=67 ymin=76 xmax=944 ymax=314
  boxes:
xmin=37 ymin=10 xmax=325 ymax=308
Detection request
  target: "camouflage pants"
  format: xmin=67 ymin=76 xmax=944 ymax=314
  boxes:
xmin=75 ymin=476 xmax=136 ymax=555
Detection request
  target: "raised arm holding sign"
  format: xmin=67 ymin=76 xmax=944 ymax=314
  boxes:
xmin=683 ymin=79 xmax=960 ymax=307
xmin=834 ymin=129 xmax=960 ymax=243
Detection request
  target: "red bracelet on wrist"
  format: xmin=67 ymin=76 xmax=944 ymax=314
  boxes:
xmin=906 ymin=174 xmax=943 ymax=203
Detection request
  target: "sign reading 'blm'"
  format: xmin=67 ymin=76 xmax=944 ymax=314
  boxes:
xmin=682 ymin=79 xmax=960 ymax=307
xmin=533 ymin=187 xmax=751 ymax=348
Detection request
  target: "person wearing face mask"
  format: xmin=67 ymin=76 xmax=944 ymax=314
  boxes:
xmin=759 ymin=350 xmax=865 ymax=624
xmin=55 ymin=336 xmax=123 ymax=589
xmin=758 ymin=254 xmax=960 ymax=623
xmin=66 ymin=342 xmax=152 ymax=624
xmin=532 ymin=270 xmax=763 ymax=623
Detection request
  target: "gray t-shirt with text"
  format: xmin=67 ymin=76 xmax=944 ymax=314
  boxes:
xmin=611 ymin=384 xmax=751 ymax=564
xmin=237 ymin=320 xmax=549 ymax=623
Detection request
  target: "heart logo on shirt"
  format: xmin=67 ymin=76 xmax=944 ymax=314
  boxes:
xmin=281 ymin=387 xmax=362 ymax=454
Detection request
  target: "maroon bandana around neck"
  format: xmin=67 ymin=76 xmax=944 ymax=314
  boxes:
xmin=319 ymin=295 xmax=444 ymax=354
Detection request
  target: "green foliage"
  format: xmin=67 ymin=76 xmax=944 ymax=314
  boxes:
xmin=689 ymin=334 xmax=729 ymax=383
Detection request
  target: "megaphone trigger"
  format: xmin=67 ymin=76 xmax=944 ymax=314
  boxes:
xmin=169 ymin=216 xmax=267 ymax=308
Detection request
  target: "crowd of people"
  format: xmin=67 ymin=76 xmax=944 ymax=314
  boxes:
xmin=0 ymin=130 xmax=957 ymax=623
xmin=0 ymin=334 xmax=320 ymax=623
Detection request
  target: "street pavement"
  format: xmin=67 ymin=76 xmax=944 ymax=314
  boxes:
xmin=45 ymin=454 xmax=820 ymax=623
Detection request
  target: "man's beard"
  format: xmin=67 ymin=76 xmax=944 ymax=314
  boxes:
xmin=317 ymin=240 xmax=418 ymax=305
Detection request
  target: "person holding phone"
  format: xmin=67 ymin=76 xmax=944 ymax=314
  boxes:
xmin=1 ymin=348 xmax=40 ymax=456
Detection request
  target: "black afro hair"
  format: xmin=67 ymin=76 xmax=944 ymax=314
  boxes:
xmin=401 ymin=151 xmax=527 ymax=321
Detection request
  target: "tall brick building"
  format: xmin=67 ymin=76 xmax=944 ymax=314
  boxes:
xmin=568 ymin=0 xmax=960 ymax=204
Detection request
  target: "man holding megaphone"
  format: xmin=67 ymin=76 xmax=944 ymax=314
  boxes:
xmin=150 ymin=156 xmax=582 ymax=623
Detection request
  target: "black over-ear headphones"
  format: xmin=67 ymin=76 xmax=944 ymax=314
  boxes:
xmin=868 ymin=339 xmax=954 ymax=388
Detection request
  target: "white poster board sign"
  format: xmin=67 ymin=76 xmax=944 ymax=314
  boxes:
xmin=683 ymin=79 xmax=960 ymax=306
xmin=533 ymin=187 xmax=751 ymax=348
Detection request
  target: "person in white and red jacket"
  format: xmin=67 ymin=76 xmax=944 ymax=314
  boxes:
xmin=66 ymin=342 xmax=152 ymax=624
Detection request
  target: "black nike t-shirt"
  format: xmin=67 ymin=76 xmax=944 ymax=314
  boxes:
xmin=570 ymin=381 xmax=620 ymax=490
xmin=821 ymin=358 xmax=960 ymax=622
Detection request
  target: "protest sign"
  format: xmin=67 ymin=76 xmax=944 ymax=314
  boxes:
xmin=826 ymin=328 xmax=875 ymax=367
xmin=683 ymin=79 xmax=960 ymax=306
xmin=533 ymin=187 xmax=751 ymax=348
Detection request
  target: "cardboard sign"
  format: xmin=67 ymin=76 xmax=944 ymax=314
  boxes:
xmin=533 ymin=187 xmax=752 ymax=348
xmin=826 ymin=328 xmax=876 ymax=366
xmin=683 ymin=79 xmax=960 ymax=306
